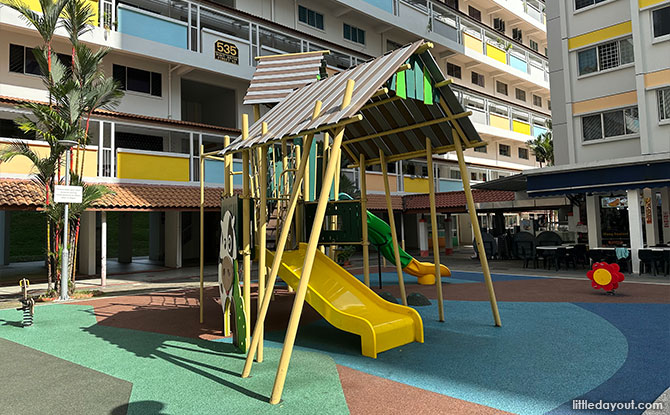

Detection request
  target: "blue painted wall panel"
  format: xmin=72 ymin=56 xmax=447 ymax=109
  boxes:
xmin=204 ymin=159 xmax=225 ymax=184
xmin=533 ymin=127 xmax=547 ymax=138
xmin=509 ymin=55 xmax=527 ymax=73
xmin=439 ymin=179 xmax=463 ymax=192
xmin=118 ymin=7 xmax=187 ymax=49
xmin=362 ymin=0 xmax=393 ymax=13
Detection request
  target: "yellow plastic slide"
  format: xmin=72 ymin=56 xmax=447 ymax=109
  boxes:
xmin=268 ymin=243 xmax=424 ymax=358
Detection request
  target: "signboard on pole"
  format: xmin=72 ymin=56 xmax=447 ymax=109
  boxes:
xmin=54 ymin=185 xmax=83 ymax=204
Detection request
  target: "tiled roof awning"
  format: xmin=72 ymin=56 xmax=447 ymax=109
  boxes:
xmin=0 ymin=179 xmax=229 ymax=211
xmin=221 ymin=40 xmax=483 ymax=165
xmin=404 ymin=190 xmax=515 ymax=213
xmin=243 ymin=51 xmax=328 ymax=106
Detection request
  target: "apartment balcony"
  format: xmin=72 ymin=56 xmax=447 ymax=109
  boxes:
xmin=451 ymin=85 xmax=549 ymax=141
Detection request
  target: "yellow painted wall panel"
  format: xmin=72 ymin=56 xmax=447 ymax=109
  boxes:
xmin=0 ymin=143 xmax=51 ymax=175
xmin=404 ymin=177 xmax=429 ymax=194
xmin=572 ymin=90 xmax=638 ymax=115
xmin=366 ymin=173 xmax=397 ymax=193
xmin=20 ymin=0 xmax=99 ymax=26
xmin=639 ymin=0 xmax=667 ymax=9
xmin=463 ymin=33 xmax=483 ymax=53
xmin=512 ymin=120 xmax=531 ymax=135
xmin=117 ymin=152 xmax=189 ymax=181
xmin=568 ymin=21 xmax=631 ymax=50
xmin=486 ymin=44 xmax=507 ymax=64
xmin=489 ymin=114 xmax=510 ymax=130
xmin=644 ymin=69 xmax=670 ymax=88
xmin=80 ymin=148 xmax=98 ymax=178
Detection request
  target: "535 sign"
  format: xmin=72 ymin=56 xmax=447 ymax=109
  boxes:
xmin=214 ymin=40 xmax=239 ymax=65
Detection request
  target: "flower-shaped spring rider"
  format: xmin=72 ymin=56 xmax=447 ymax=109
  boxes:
xmin=587 ymin=262 xmax=624 ymax=295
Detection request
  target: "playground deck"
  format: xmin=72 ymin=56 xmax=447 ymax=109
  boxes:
xmin=1 ymin=271 xmax=668 ymax=414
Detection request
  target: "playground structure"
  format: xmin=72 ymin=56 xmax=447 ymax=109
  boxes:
xmin=198 ymin=40 xmax=502 ymax=404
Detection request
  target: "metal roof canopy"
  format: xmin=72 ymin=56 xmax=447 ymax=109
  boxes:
xmin=218 ymin=40 xmax=484 ymax=165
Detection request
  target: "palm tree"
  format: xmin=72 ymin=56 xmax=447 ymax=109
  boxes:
xmin=0 ymin=0 xmax=122 ymax=293
xmin=526 ymin=119 xmax=553 ymax=167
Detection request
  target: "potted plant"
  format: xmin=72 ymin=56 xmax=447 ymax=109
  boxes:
xmin=337 ymin=245 xmax=356 ymax=266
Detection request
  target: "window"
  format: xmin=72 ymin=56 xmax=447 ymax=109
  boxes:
xmin=658 ymin=87 xmax=670 ymax=121
xmin=496 ymin=81 xmax=508 ymax=95
xmin=474 ymin=145 xmax=487 ymax=153
xmin=653 ymin=6 xmax=670 ymax=39
xmin=577 ymin=38 xmax=634 ymax=76
xmin=548 ymin=100 xmax=551 ymax=110
xmin=533 ymin=95 xmax=542 ymax=107
xmin=386 ymin=39 xmax=403 ymax=52
xmin=518 ymin=147 xmax=529 ymax=159
xmin=582 ymin=106 xmax=639 ymax=141
xmin=512 ymin=28 xmax=522 ymax=42
xmin=515 ymin=88 xmax=526 ymax=101
xmin=468 ymin=6 xmax=481 ymax=21
xmin=298 ymin=5 xmax=324 ymax=30
xmin=447 ymin=62 xmax=461 ymax=79
xmin=471 ymin=172 xmax=478 ymax=181
xmin=575 ymin=0 xmax=608 ymax=11
xmin=493 ymin=18 xmax=505 ymax=33
xmin=529 ymin=39 xmax=539 ymax=52
xmin=450 ymin=169 xmax=461 ymax=179
xmin=471 ymin=71 xmax=485 ymax=87
xmin=8 ymin=44 xmax=69 ymax=76
xmin=113 ymin=64 xmax=161 ymax=97
xmin=343 ymin=23 xmax=365 ymax=45
xmin=499 ymin=144 xmax=511 ymax=157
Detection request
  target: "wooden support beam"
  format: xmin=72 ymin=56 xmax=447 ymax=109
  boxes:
xmin=199 ymin=145 xmax=205 ymax=324
xmin=359 ymin=95 xmax=403 ymax=112
xmin=453 ymin=129 xmax=501 ymax=327
xmin=241 ymin=114 xmax=251 ymax=347
xmin=283 ymin=114 xmax=362 ymax=140
xmin=434 ymin=79 xmax=453 ymax=88
xmin=269 ymin=80 xmax=356 ymax=405
xmin=241 ymin=100 xmax=323 ymax=378
xmin=395 ymin=63 xmax=411 ymax=73
xmin=415 ymin=42 xmax=434 ymax=54
xmin=426 ymin=138 xmax=445 ymax=322
xmin=380 ymin=150 xmax=407 ymax=306
xmin=345 ymin=112 xmax=472 ymax=146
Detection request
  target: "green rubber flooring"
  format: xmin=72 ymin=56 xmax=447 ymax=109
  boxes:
xmin=0 ymin=304 xmax=349 ymax=414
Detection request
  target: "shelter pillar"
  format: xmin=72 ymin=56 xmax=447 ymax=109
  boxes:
xmin=78 ymin=211 xmax=96 ymax=276
xmin=643 ymin=188 xmax=659 ymax=246
xmin=585 ymin=195 xmax=601 ymax=249
xmin=101 ymin=211 xmax=107 ymax=286
xmin=149 ymin=212 xmax=164 ymax=261
xmin=165 ymin=211 xmax=182 ymax=268
xmin=118 ymin=212 xmax=133 ymax=263
xmin=418 ymin=217 xmax=428 ymax=257
xmin=660 ymin=187 xmax=670 ymax=244
xmin=0 ymin=211 xmax=9 ymax=265
xmin=627 ymin=189 xmax=642 ymax=274
xmin=445 ymin=214 xmax=453 ymax=255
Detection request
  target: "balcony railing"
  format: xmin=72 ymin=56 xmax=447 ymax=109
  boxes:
xmin=401 ymin=0 xmax=549 ymax=84
xmin=451 ymin=85 xmax=549 ymax=139
xmin=106 ymin=0 xmax=369 ymax=72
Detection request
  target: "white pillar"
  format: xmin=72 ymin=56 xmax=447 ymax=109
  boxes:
xmin=643 ymin=188 xmax=659 ymax=247
xmin=118 ymin=212 xmax=133 ymax=263
xmin=627 ymin=189 xmax=642 ymax=274
xmin=101 ymin=211 xmax=107 ymax=286
xmin=165 ymin=211 xmax=182 ymax=268
xmin=418 ymin=217 xmax=428 ymax=257
xmin=660 ymin=187 xmax=670 ymax=244
xmin=77 ymin=211 xmax=97 ymax=276
xmin=586 ymin=195 xmax=602 ymax=249
xmin=0 ymin=211 xmax=9 ymax=265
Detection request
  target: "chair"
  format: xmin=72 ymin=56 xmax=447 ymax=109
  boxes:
xmin=664 ymin=251 xmax=670 ymax=276
xmin=638 ymin=249 xmax=663 ymax=276
xmin=516 ymin=240 xmax=537 ymax=268
xmin=536 ymin=248 xmax=555 ymax=269
xmin=556 ymin=247 xmax=575 ymax=270
xmin=588 ymin=249 xmax=604 ymax=266
xmin=537 ymin=231 xmax=563 ymax=247
xmin=572 ymin=244 xmax=588 ymax=269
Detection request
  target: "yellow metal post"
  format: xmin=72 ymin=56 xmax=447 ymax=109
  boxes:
xmin=426 ymin=138 xmax=445 ymax=322
xmin=453 ymin=130 xmax=502 ymax=327
xmin=242 ymin=114 xmax=252 ymax=346
xmin=257 ymin=123 xmax=269 ymax=362
xmin=295 ymin=144 xmax=302 ymax=244
xmin=199 ymin=145 xmax=205 ymax=324
xmin=269 ymin=80 xmax=355 ymax=405
xmin=380 ymin=150 xmax=407 ymax=306
xmin=359 ymin=153 xmax=370 ymax=287
xmin=241 ymin=100 xmax=322 ymax=378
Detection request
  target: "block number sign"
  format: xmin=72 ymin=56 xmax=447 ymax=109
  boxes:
xmin=214 ymin=40 xmax=239 ymax=65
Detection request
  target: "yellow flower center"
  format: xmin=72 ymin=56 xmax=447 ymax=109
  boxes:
xmin=593 ymin=268 xmax=613 ymax=286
